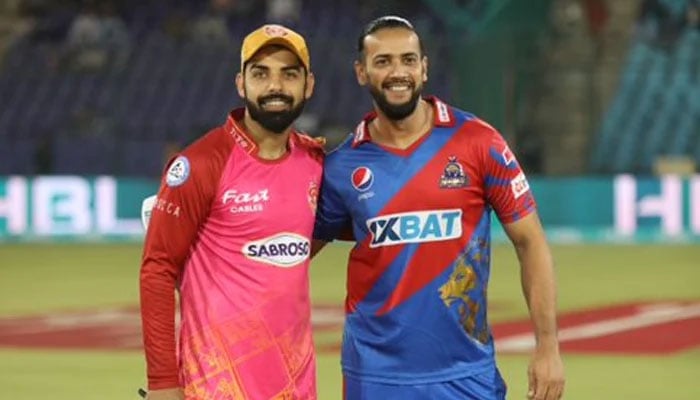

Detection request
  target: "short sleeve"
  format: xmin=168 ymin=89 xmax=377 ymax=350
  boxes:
xmin=313 ymin=168 xmax=351 ymax=241
xmin=481 ymin=129 xmax=536 ymax=224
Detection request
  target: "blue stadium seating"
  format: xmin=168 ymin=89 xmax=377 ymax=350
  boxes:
xmin=51 ymin=136 xmax=118 ymax=175
xmin=0 ymin=1 xmax=449 ymax=176
xmin=0 ymin=140 xmax=37 ymax=175
xmin=591 ymin=26 xmax=700 ymax=173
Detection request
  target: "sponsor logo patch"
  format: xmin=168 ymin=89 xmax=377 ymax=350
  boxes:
xmin=351 ymin=167 xmax=374 ymax=192
xmin=166 ymin=156 xmax=190 ymax=187
xmin=152 ymin=198 xmax=182 ymax=218
xmin=502 ymin=146 xmax=515 ymax=166
xmin=222 ymin=188 xmax=269 ymax=213
xmin=243 ymin=233 xmax=310 ymax=267
xmin=367 ymin=209 xmax=463 ymax=248
xmin=510 ymin=172 xmax=530 ymax=199
xmin=436 ymin=100 xmax=450 ymax=123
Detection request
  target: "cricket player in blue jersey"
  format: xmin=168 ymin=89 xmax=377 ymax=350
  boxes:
xmin=312 ymin=16 xmax=565 ymax=400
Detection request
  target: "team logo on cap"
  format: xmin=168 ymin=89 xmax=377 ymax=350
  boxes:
xmin=264 ymin=25 xmax=288 ymax=37
xmin=351 ymin=167 xmax=374 ymax=192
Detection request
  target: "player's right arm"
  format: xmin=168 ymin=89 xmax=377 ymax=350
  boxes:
xmin=140 ymin=153 xmax=214 ymax=392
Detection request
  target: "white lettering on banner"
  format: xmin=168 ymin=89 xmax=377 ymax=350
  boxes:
xmin=692 ymin=177 xmax=700 ymax=233
xmin=0 ymin=177 xmax=27 ymax=234
xmin=0 ymin=176 xmax=145 ymax=237
xmin=95 ymin=177 xmax=144 ymax=234
xmin=33 ymin=176 xmax=92 ymax=235
xmin=614 ymin=175 xmax=684 ymax=236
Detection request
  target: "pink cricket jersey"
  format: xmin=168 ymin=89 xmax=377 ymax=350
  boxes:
xmin=140 ymin=108 xmax=323 ymax=399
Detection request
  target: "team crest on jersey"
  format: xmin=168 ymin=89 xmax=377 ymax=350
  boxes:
xmin=308 ymin=181 xmax=319 ymax=213
xmin=166 ymin=156 xmax=190 ymax=187
xmin=439 ymin=156 xmax=468 ymax=188
xmin=351 ymin=167 xmax=374 ymax=192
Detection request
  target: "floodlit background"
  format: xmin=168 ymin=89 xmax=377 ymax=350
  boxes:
xmin=0 ymin=0 xmax=698 ymax=399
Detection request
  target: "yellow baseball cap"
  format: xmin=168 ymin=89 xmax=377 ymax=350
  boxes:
xmin=240 ymin=24 xmax=310 ymax=71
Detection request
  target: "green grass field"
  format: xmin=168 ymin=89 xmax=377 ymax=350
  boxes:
xmin=1 ymin=242 xmax=698 ymax=399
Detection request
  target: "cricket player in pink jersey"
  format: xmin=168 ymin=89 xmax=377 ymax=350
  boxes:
xmin=140 ymin=24 xmax=323 ymax=400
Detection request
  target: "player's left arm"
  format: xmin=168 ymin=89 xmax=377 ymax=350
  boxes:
xmin=478 ymin=122 xmax=564 ymax=400
xmin=502 ymin=215 xmax=564 ymax=400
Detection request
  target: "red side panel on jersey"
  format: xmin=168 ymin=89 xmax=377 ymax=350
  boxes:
xmin=140 ymin=128 xmax=234 ymax=389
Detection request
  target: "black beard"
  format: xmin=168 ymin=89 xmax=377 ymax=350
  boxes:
xmin=245 ymin=94 xmax=306 ymax=134
xmin=369 ymin=82 xmax=422 ymax=121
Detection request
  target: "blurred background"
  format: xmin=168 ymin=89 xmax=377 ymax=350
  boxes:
xmin=0 ymin=0 xmax=698 ymax=399
xmin=0 ymin=0 xmax=698 ymax=177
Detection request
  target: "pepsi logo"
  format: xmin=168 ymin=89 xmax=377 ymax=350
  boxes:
xmin=351 ymin=167 xmax=374 ymax=192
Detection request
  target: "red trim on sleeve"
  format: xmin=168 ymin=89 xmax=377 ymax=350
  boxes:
xmin=475 ymin=119 xmax=537 ymax=223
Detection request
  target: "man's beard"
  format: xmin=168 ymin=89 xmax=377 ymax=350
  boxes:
xmin=368 ymin=79 xmax=422 ymax=121
xmin=245 ymin=93 xmax=306 ymax=134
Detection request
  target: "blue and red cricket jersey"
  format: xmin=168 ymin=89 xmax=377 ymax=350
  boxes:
xmin=314 ymin=96 xmax=536 ymax=385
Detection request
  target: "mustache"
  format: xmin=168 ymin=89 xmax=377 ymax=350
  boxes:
xmin=382 ymin=78 xmax=414 ymax=89
xmin=258 ymin=94 xmax=294 ymax=106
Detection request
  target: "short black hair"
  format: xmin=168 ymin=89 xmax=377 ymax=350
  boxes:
xmin=357 ymin=15 xmax=425 ymax=60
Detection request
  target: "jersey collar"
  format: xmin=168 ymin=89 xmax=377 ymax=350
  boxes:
xmin=225 ymin=107 xmax=297 ymax=155
xmin=352 ymin=96 xmax=455 ymax=148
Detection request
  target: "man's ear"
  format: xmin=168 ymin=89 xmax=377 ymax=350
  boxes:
xmin=235 ymin=72 xmax=245 ymax=98
xmin=422 ymin=56 xmax=428 ymax=83
xmin=354 ymin=60 xmax=368 ymax=86
xmin=305 ymin=72 xmax=315 ymax=99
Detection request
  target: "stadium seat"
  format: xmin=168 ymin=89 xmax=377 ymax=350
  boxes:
xmin=0 ymin=140 xmax=37 ymax=175
xmin=592 ymin=24 xmax=700 ymax=173
xmin=52 ymin=137 xmax=118 ymax=175
xmin=0 ymin=0 xmax=450 ymax=176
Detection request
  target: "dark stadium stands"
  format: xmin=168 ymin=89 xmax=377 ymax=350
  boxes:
xmin=0 ymin=0 xmax=452 ymax=176
xmin=590 ymin=0 xmax=699 ymax=173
